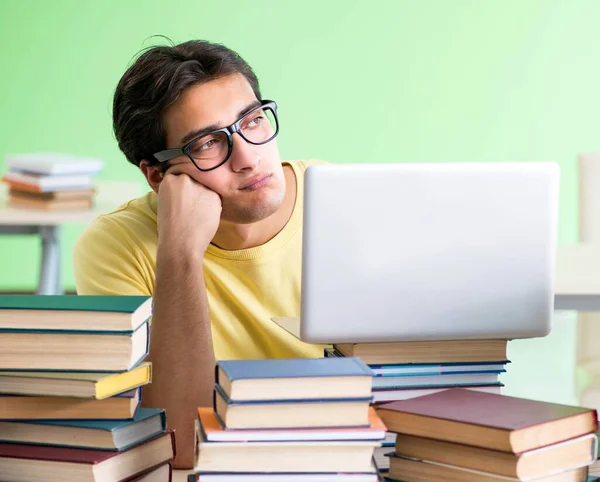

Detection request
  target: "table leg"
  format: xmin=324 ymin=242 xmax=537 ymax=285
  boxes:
xmin=37 ymin=225 xmax=62 ymax=295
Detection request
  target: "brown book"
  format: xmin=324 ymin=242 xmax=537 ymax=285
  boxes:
xmin=394 ymin=432 xmax=597 ymax=479
xmin=8 ymin=194 xmax=93 ymax=211
xmin=9 ymin=187 xmax=95 ymax=200
xmin=0 ymin=431 xmax=175 ymax=481
xmin=0 ymin=388 xmax=140 ymax=420
xmin=334 ymin=339 xmax=508 ymax=364
xmin=388 ymin=455 xmax=589 ymax=482
xmin=376 ymin=388 xmax=598 ymax=453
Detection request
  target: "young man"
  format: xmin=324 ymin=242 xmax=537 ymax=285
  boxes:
xmin=73 ymin=40 xmax=325 ymax=468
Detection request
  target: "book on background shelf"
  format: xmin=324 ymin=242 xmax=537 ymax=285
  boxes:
xmin=9 ymin=186 xmax=96 ymax=200
xmin=332 ymin=339 xmax=508 ymax=364
xmin=0 ymin=295 xmax=152 ymax=332
xmin=2 ymin=170 xmax=94 ymax=192
xmin=8 ymin=194 xmax=94 ymax=211
xmin=393 ymin=432 xmax=597 ymax=480
xmin=0 ymin=362 xmax=151 ymax=399
xmin=0 ymin=407 xmax=165 ymax=450
xmin=387 ymin=455 xmax=589 ymax=482
xmin=4 ymin=152 xmax=104 ymax=176
xmin=216 ymin=357 xmax=373 ymax=402
xmin=0 ymin=387 xmax=142 ymax=420
xmin=377 ymin=388 xmax=598 ymax=453
xmin=0 ymin=430 xmax=175 ymax=482
xmin=214 ymin=383 xmax=371 ymax=430
xmin=197 ymin=406 xmax=386 ymax=442
xmin=0 ymin=321 xmax=150 ymax=371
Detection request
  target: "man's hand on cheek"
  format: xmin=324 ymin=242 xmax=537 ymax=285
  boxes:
xmin=156 ymin=167 xmax=222 ymax=254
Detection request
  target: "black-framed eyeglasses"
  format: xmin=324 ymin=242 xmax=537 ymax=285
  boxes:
xmin=153 ymin=100 xmax=279 ymax=172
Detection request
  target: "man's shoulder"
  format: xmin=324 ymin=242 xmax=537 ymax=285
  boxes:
xmin=285 ymin=159 xmax=330 ymax=173
xmin=76 ymin=191 xmax=157 ymax=249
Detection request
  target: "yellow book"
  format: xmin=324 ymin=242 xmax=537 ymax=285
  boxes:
xmin=0 ymin=362 xmax=151 ymax=399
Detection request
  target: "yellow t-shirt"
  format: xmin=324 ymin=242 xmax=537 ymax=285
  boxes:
xmin=73 ymin=160 xmax=325 ymax=361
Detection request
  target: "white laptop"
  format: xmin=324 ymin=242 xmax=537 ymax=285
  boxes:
xmin=273 ymin=162 xmax=560 ymax=343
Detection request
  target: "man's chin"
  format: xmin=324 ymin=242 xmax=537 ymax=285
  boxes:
xmin=221 ymin=200 xmax=282 ymax=224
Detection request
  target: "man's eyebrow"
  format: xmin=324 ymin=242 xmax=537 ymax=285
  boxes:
xmin=178 ymin=100 xmax=263 ymax=146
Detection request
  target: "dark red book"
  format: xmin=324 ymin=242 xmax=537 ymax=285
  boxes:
xmin=376 ymin=388 xmax=598 ymax=453
xmin=0 ymin=430 xmax=174 ymax=481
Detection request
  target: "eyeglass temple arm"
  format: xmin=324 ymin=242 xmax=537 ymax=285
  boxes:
xmin=154 ymin=149 xmax=183 ymax=163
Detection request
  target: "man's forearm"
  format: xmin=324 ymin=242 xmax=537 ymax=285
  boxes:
xmin=144 ymin=246 xmax=215 ymax=469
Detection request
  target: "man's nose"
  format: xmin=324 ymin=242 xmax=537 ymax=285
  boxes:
xmin=228 ymin=133 xmax=260 ymax=172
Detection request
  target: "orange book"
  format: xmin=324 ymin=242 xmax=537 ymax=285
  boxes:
xmin=197 ymin=406 xmax=386 ymax=442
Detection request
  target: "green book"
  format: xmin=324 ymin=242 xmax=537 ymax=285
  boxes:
xmin=0 ymin=295 xmax=152 ymax=333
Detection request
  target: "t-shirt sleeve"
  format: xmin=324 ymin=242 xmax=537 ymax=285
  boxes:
xmin=73 ymin=217 xmax=153 ymax=296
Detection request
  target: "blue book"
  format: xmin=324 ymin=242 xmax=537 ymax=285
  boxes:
xmin=214 ymin=384 xmax=372 ymax=430
xmin=0 ymin=407 xmax=165 ymax=451
xmin=216 ymin=357 xmax=373 ymax=402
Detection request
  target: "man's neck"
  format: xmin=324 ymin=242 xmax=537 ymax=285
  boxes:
xmin=211 ymin=165 xmax=297 ymax=251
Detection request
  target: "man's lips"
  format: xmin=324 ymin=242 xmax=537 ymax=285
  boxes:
xmin=240 ymin=174 xmax=272 ymax=190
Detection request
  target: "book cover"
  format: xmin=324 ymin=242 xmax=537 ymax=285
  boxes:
xmin=377 ymin=388 xmax=598 ymax=432
xmin=0 ymin=321 xmax=149 ymax=372
xmin=214 ymin=383 xmax=372 ymax=406
xmin=197 ymin=406 xmax=386 ymax=442
xmin=0 ymin=387 xmax=141 ymax=420
xmin=0 ymin=362 xmax=152 ymax=399
xmin=5 ymin=153 xmax=104 ymax=176
xmin=217 ymin=357 xmax=372 ymax=382
xmin=0 ymin=295 xmax=151 ymax=314
xmin=0 ymin=407 xmax=166 ymax=451
xmin=0 ymin=430 xmax=175 ymax=463
xmin=14 ymin=406 xmax=164 ymax=431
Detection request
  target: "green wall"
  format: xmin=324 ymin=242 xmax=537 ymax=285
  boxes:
xmin=1 ymin=0 xmax=598 ymax=404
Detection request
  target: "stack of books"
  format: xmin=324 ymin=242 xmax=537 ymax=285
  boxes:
xmin=0 ymin=295 xmax=175 ymax=481
xmin=377 ymin=388 xmax=598 ymax=481
xmin=1 ymin=153 xmax=103 ymax=210
xmin=326 ymin=339 xmax=510 ymax=473
xmin=190 ymin=357 xmax=386 ymax=481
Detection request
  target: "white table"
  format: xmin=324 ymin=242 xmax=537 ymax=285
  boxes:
xmin=0 ymin=200 xmax=119 ymax=295
xmin=555 ymin=244 xmax=600 ymax=310
xmin=0 ymin=181 xmax=140 ymax=295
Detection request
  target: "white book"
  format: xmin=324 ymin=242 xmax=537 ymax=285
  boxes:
xmin=3 ymin=170 xmax=94 ymax=192
xmin=5 ymin=153 xmax=104 ymax=176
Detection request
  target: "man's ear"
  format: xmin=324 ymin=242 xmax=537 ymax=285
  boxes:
xmin=140 ymin=160 xmax=164 ymax=194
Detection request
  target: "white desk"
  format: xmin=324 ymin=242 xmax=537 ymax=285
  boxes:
xmin=0 ymin=200 xmax=120 ymax=295
xmin=555 ymin=244 xmax=600 ymax=310
xmin=0 ymin=181 xmax=140 ymax=295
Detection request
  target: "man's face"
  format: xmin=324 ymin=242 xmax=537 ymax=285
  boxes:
xmin=160 ymin=73 xmax=285 ymax=224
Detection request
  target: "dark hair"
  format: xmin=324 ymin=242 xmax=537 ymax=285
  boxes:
xmin=113 ymin=39 xmax=261 ymax=167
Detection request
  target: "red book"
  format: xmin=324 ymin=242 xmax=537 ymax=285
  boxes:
xmin=0 ymin=430 xmax=174 ymax=481
xmin=376 ymin=388 xmax=598 ymax=453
